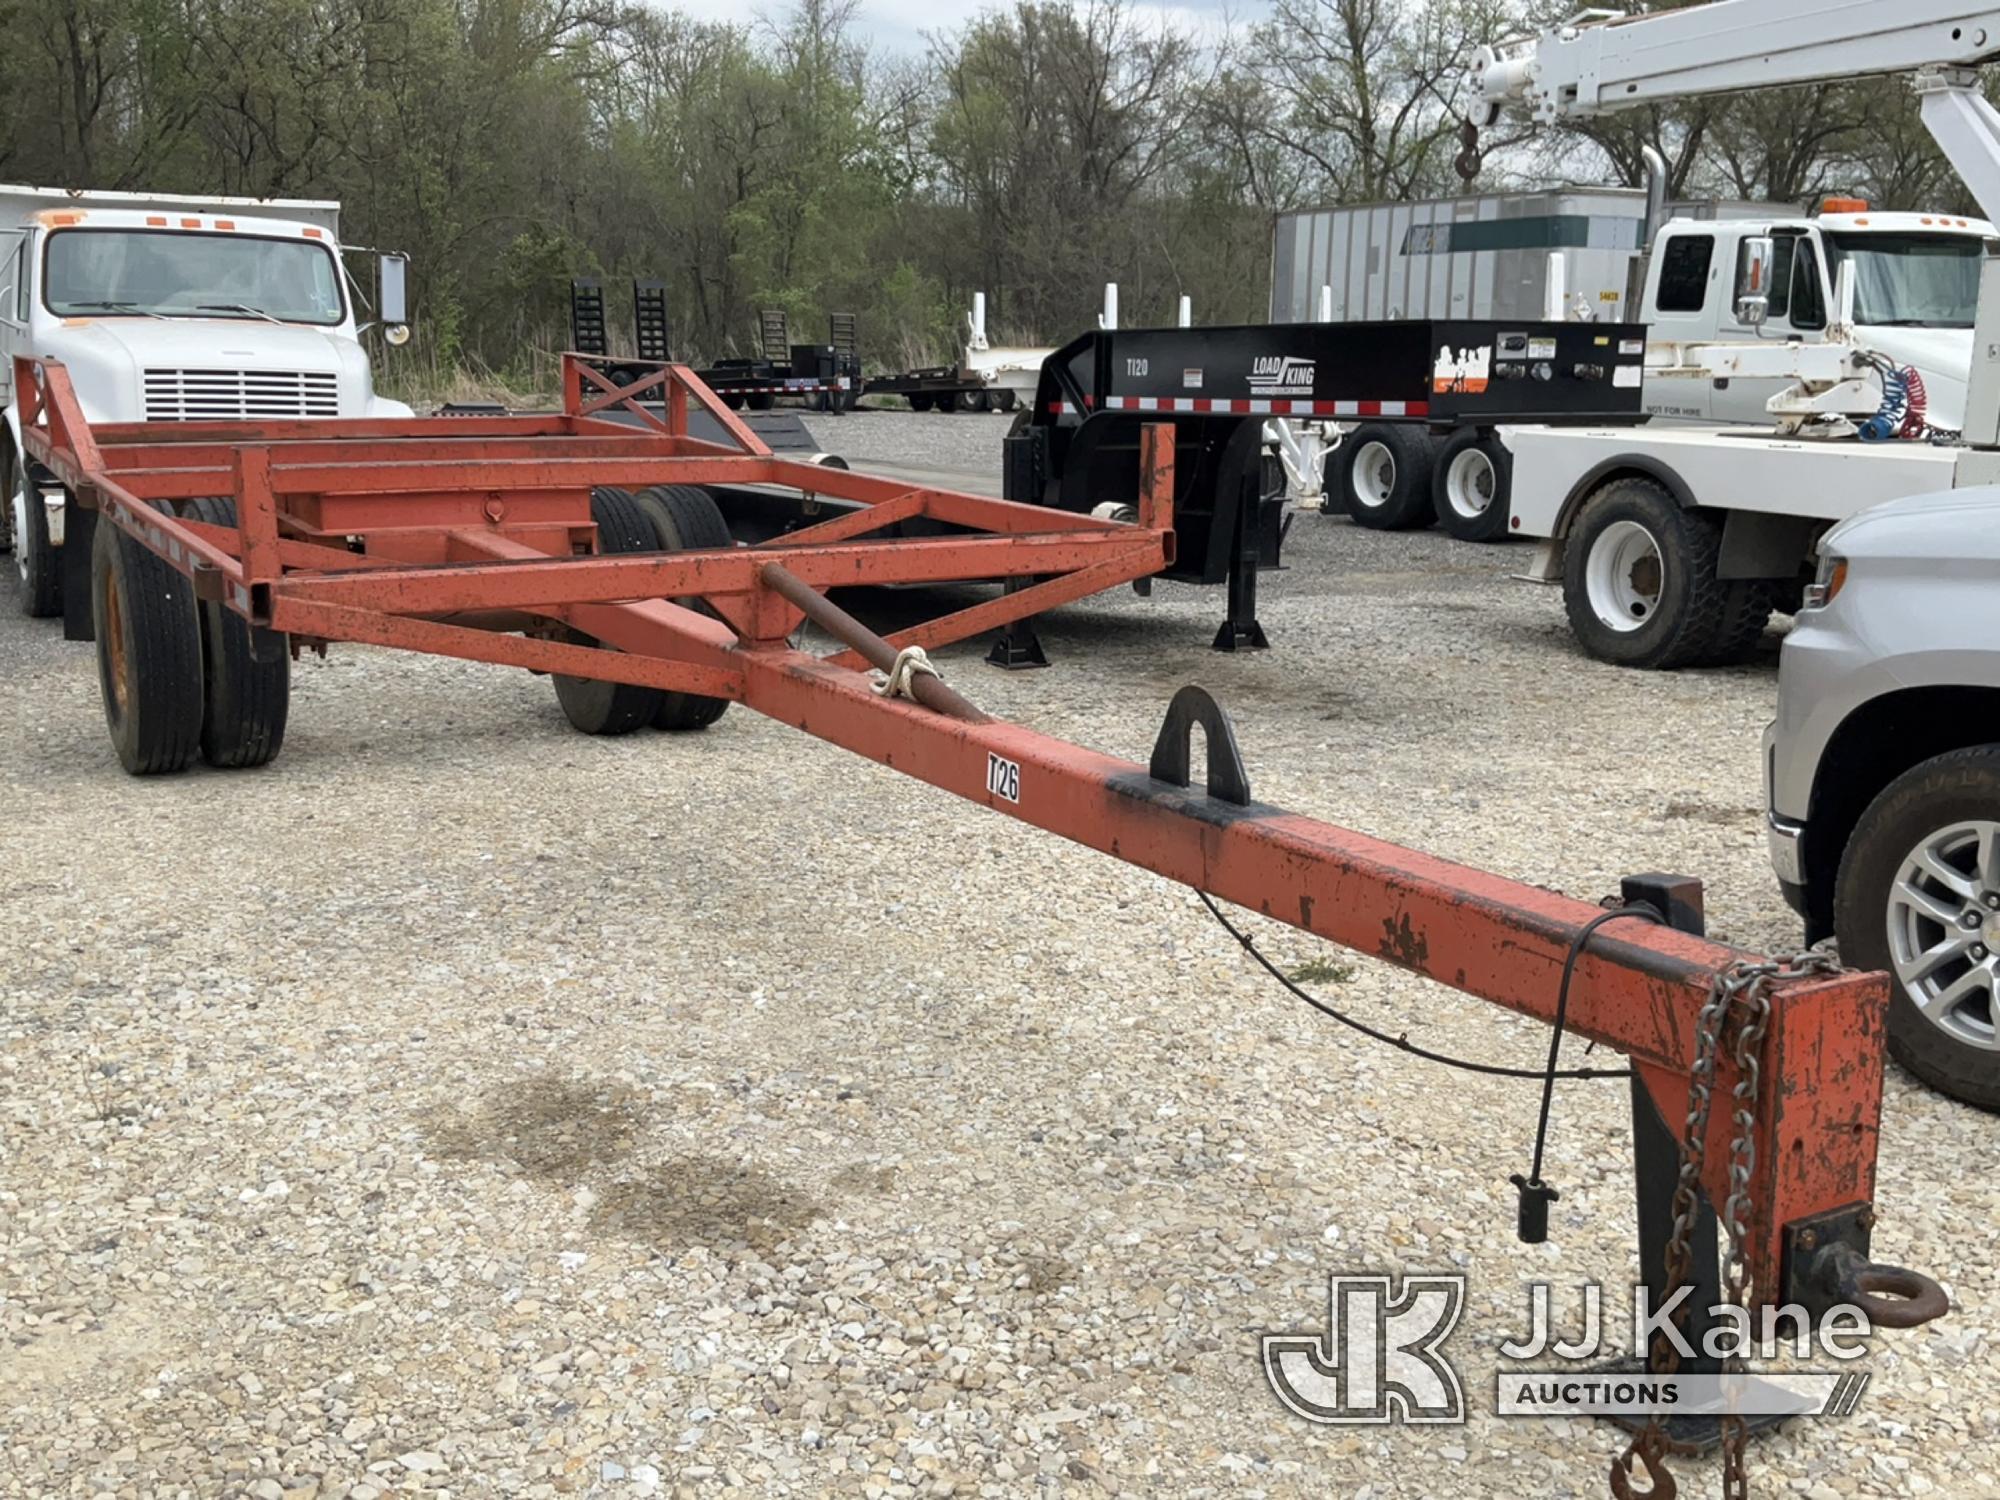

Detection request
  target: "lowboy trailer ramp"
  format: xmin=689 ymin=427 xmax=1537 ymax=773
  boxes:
xmin=18 ymin=351 xmax=1948 ymax=1496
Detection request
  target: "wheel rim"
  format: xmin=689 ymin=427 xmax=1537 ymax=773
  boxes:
xmin=101 ymin=561 xmax=130 ymax=719
xmin=11 ymin=479 xmax=28 ymax=584
xmin=1584 ymin=519 xmax=1664 ymax=631
xmin=1887 ymin=819 xmax=2000 ymax=1051
xmin=1445 ymin=449 xmax=1497 ymax=520
xmin=1350 ymin=441 xmax=1396 ymax=508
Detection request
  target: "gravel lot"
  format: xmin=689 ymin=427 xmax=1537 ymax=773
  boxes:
xmin=2 ymin=409 xmax=1995 ymax=1500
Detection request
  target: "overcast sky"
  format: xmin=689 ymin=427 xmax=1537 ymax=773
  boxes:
xmin=658 ymin=0 xmax=1262 ymax=55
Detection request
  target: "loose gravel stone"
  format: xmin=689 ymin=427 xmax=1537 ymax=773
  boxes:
xmin=0 ymin=412 xmax=1991 ymax=1498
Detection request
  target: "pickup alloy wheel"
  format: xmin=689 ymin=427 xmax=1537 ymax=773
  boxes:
xmin=1836 ymin=747 xmax=2000 ymax=1109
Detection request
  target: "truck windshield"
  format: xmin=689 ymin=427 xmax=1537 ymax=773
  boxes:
xmin=43 ymin=229 xmax=345 ymax=325
xmin=1823 ymin=232 xmax=1981 ymax=328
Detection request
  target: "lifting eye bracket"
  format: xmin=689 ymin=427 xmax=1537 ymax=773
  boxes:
xmin=1149 ymin=685 xmax=1252 ymax=806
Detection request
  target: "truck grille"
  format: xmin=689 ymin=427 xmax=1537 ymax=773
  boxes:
xmin=143 ymin=368 xmax=339 ymax=422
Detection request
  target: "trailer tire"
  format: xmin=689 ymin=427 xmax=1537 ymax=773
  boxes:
xmin=553 ymin=488 xmax=669 ymax=735
xmin=908 ymin=393 xmax=935 ymax=413
xmin=747 ymin=392 xmax=776 ymax=411
xmin=1430 ymin=429 xmax=1512 ymax=543
xmin=92 ymin=508 xmax=204 ymax=775
xmin=631 ymin=484 xmax=733 ymax=732
xmin=956 ymin=388 xmax=988 ymax=414
xmin=1562 ymin=478 xmax=1727 ymax=669
xmin=12 ymin=461 xmax=62 ymax=618
xmin=991 ymin=389 xmax=1017 ymax=413
xmin=180 ymin=497 xmax=290 ymax=769
xmin=1336 ymin=423 xmax=1435 ymax=530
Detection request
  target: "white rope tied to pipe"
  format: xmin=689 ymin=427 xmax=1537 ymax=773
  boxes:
xmin=871 ymin=644 xmax=942 ymax=700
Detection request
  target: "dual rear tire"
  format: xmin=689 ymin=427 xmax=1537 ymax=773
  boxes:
xmin=92 ymin=500 xmax=290 ymax=775
xmin=1561 ymin=477 xmax=1771 ymax=669
xmin=552 ymin=485 xmax=733 ymax=736
xmin=1332 ymin=424 xmax=1437 ymax=530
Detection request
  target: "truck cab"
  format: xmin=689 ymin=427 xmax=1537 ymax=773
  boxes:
xmin=1641 ymin=206 xmax=1988 ymax=427
xmin=0 ymin=184 xmax=412 ymax=618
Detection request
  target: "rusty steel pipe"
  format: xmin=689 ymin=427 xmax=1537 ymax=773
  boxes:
xmin=759 ymin=562 xmax=990 ymax=724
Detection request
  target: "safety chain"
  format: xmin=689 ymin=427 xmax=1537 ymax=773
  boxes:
xmin=1611 ymin=949 xmax=1840 ymax=1500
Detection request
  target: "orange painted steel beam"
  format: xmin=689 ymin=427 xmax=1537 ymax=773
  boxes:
xmin=274 ymin=530 xmax=1171 ymax=615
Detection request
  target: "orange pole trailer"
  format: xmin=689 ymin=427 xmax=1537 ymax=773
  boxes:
xmin=14 ymin=349 xmax=1943 ymax=1335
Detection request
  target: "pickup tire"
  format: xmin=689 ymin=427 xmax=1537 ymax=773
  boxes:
xmin=630 ymin=483 xmax=732 ymax=732
xmin=1562 ymin=478 xmax=1727 ymax=669
xmin=1430 ymin=429 xmax=1512 ymax=543
xmin=1335 ymin=424 xmax=1436 ymax=530
xmin=91 ymin=509 xmax=204 ymax=775
xmin=12 ymin=463 xmax=62 ymax=618
xmin=1834 ymin=746 xmax=2000 ymax=1110
xmin=181 ymin=497 xmax=290 ymax=768
xmin=552 ymin=487 xmax=668 ymax=735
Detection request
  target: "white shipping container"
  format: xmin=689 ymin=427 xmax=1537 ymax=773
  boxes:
xmin=1269 ymin=188 xmax=1773 ymax=324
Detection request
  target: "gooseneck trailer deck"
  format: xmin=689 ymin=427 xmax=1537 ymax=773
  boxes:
xmin=18 ymin=350 xmax=1946 ymax=1496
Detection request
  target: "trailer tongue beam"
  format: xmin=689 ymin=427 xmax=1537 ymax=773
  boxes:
xmin=16 ymin=352 xmax=1945 ymax=1447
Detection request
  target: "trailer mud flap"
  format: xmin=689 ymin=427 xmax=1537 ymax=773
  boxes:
xmin=62 ymin=499 xmax=95 ymax=642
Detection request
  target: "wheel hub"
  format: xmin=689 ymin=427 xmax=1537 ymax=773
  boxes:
xmin=1446 ymin=450 xmax=1495 ymax=519
xmin=1351 ymin=441 xmax=1395 ymax=507
xmin=1887 ymin=819 xmax=2000 ymax=1048
xmin=1583 ymin=519 xmax=1664 ymax=633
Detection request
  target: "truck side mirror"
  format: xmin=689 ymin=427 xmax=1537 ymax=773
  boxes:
xmin=378 ymin=254 xmax=410 ymax=346
xmin=1734 ymin=235 xmax=1773 ymax=327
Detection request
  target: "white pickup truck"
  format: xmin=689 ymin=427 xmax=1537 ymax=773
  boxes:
xmin=0 ymin=184 xmax=412 ymax=618
xmin=1323 ymin=205 xmax=1986 ymax=551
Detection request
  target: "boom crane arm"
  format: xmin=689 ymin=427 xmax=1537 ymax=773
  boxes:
xmin=1472 ymin=0 xmax=2000 ymax=222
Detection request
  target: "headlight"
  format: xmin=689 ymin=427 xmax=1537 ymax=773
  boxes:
xmin=1801 ymin=551 xmax=1847 ymax=610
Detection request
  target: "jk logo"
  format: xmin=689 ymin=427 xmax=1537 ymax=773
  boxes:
xmin=1262 ymin=1274 xmax=1467 ymax=1424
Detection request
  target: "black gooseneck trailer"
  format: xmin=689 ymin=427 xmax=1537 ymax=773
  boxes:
xmin=999 ymin=316 xmax=1650 ymax=655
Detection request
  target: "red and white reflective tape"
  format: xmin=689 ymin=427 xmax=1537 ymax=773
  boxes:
xmin=1045 ymin=396 xmax=1427 ymax=417
xmin=716 ymin=381 xmax=850 ymax=395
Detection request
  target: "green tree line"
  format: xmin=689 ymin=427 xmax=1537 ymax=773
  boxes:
xmin=0 ymin=0 xmax=1973 ymax=396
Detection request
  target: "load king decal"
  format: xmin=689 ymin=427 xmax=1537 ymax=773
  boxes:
xmin=1248 ymin=355 xmax=1316 ymax=398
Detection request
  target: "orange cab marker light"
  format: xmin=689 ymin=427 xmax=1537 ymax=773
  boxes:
xmin=146 ymin=215 xmax=168 ymax=227
xmin=215 ymin=219 xmax=235 ymax=231
xmin=180 ymin=218 xmax=201 ymax=229
xmin=51 ymin=213 xmax=81 ymax=226
xmin=303 ymin=227 xmax=323 ymax=239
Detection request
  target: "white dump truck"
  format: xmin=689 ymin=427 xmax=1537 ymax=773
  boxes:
xmin=1271 ymin=189 xmax=1988 ymax=544
xmin=0 ymin=184 xmax=412 ymax=618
